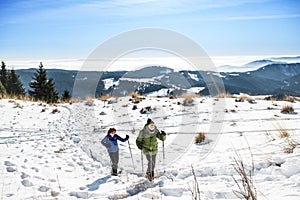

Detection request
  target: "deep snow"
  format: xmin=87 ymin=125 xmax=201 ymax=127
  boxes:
xmin=1 ymin=95 xmax=300 ymax=199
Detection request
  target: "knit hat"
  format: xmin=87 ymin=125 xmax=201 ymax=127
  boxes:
xmin=146 ymin=118 xmax=154 ymax=125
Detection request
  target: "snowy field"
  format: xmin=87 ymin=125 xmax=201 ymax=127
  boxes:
xmin=1 ymin=95 xmax=300 ymax=199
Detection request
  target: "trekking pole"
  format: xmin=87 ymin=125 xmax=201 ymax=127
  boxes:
xmin=127 ymin=140 xmax=135 ymax=170
xmin=141 ymin=150 xmax=144 ymax=174
xmin=163 ymin=141 xmax=165 ymax=162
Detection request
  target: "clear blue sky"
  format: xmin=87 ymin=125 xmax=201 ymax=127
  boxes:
xmin=1 ymin=0 xmax=300 ymax=61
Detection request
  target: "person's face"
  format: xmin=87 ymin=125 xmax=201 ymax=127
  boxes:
xmin=110 ymin=131 xmax=116 ymax=135
xmin=148 ymin=123 xmax=155 ymax=131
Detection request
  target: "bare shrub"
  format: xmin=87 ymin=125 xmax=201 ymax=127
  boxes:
xmin=232 ymin=153 xmax=257 ymax=200
xmin=280 ymin=104 xmax=295 ymax=114
xmin=284 ymin=138 xmax=300 ymax=153
xmin=195 ymin=132 xmax=206 ymax=144
xmin=188 ymin=165 xmax=201 ymax=200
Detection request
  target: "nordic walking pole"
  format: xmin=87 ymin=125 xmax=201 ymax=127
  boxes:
xmin=163 ymin=140 xmax=165 ymax=161
xmin=141 ymin=150 xmax=144 ymax=174
xmin=127 ymin=140 xmax=135 ymax=170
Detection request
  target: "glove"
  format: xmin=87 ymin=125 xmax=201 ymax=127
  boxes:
xmin=137 ymin=144 xmax=143 ymax=150
xmin=125 ymin=135 xmax=129 ymax=140
xmin=161 ymin=130 xmax=166 ymax=136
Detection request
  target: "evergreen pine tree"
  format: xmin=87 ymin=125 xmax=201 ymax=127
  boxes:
xmin=29 ymin=62 xmax=58 ymax=103
xmin=0 ymin=81 xmax=6 ymax=97
xmin=7 ymin=69 xmax=25 ymax=97
xmin=46 ymin=78 xmax=59 ymax=103
xmin=0 ymin=61 xmax=8 ymax=89
xmin=61 ymin=89 xmax=71 ymax=102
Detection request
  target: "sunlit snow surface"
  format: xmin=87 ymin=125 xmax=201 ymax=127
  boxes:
xmin=1 ymin=96 xmax=300 ymax=199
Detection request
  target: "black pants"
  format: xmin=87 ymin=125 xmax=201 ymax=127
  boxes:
xmin=109 ymin=151 xmax=119 ymax=170
xmin=146 ymin=153 xmax=156 ymax=173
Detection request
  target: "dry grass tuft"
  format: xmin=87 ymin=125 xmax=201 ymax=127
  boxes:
xmin=216 ymin=92 xmax=233 ymax=98
xmin=169 ymin=94 xmax=177 ymax=99
xmin=265 ymin=94 xmax=295 ymax=102
xmin=235 ymin=94 xmax=255 ymax=104
xmin=54 ymin=147 xmax=67 ymax=153
xmin=188 ymin=165 xmax=201 ymax=200
xmin=284 ymin=138 xmax=300 ymax=153
xmin=284 ymin=96 xmax=295 ymax=103
xmin=280 ymin=104 xmax=295 ymax=114
xmin=129 ymin=92 xmax=145 ymax=104
xmin=195 ymin=132 xmax=206 ymax=144
xmin=183 ymin=95 xmax=194 ymax=106
xmin=14 ymin=102 xmax=23 ymax=109
xmin=277 ymin=126 xmax=290 ymax=138
xmin=85 ymin=97 xmax=95 ymax=106
xmin=98 ymin=94 xmax=111 ymax=102
xmin=232 ymin=152 xmax=257 ymax=200
xmin=273 ymin=124 xmax=300 ymax=153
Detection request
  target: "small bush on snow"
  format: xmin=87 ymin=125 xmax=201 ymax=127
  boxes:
xmin=280 ymin=104 xmax=295 ymax=114
xmin=235 ymin=94 xmax=255 ymax=104
xmin=195 ymin=132 xmax=206 ymax=144
xmin=52 ymin=108 xmax=60 ymax=113
xmin=183 ymin=95 xmax=194 ymax=106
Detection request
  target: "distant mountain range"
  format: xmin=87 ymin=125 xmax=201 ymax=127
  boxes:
xmin=15 ymin=58 xmax=300 ymax=97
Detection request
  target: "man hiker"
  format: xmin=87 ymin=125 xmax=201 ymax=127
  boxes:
xmin=101 ymin=128 xmax=129 ymax=176
xmin=136 ymin=118 xmax=166 ymax=181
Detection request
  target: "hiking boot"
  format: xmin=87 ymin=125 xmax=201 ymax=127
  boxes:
xmin=146 ymin=171 xmax=153 ymax=181
xmin=112 ymin=169 xmax=118 ymax=176
xmin=151 ymin=171 xmax=155 ymax=179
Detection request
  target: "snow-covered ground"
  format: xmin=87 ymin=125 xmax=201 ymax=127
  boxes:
xmin=1 ymin=96 xmax=300 ymax=199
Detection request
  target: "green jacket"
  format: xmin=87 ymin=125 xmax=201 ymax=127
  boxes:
xmin=136 ymin=125 xmax=166 ymax=154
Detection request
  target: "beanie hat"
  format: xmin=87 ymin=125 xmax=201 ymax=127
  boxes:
xmin=146 ymin=118 xmax=154 ymax=125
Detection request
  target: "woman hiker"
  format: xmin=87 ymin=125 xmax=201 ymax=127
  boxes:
xmin=101 ymin=128 xmax=129 ymax=176
xmin=136 ymin=118 xmax=166 ymax=181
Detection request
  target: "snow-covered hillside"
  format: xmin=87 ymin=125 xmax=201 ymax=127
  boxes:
xmin=1 ymin=96 xmax=300 ymax=199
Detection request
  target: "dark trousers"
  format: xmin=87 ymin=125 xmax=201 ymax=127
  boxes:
xmin=146 ymin=153 xmax=156 ymax=173
xmin=109 ymin=151 xmax=119 ymax=170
